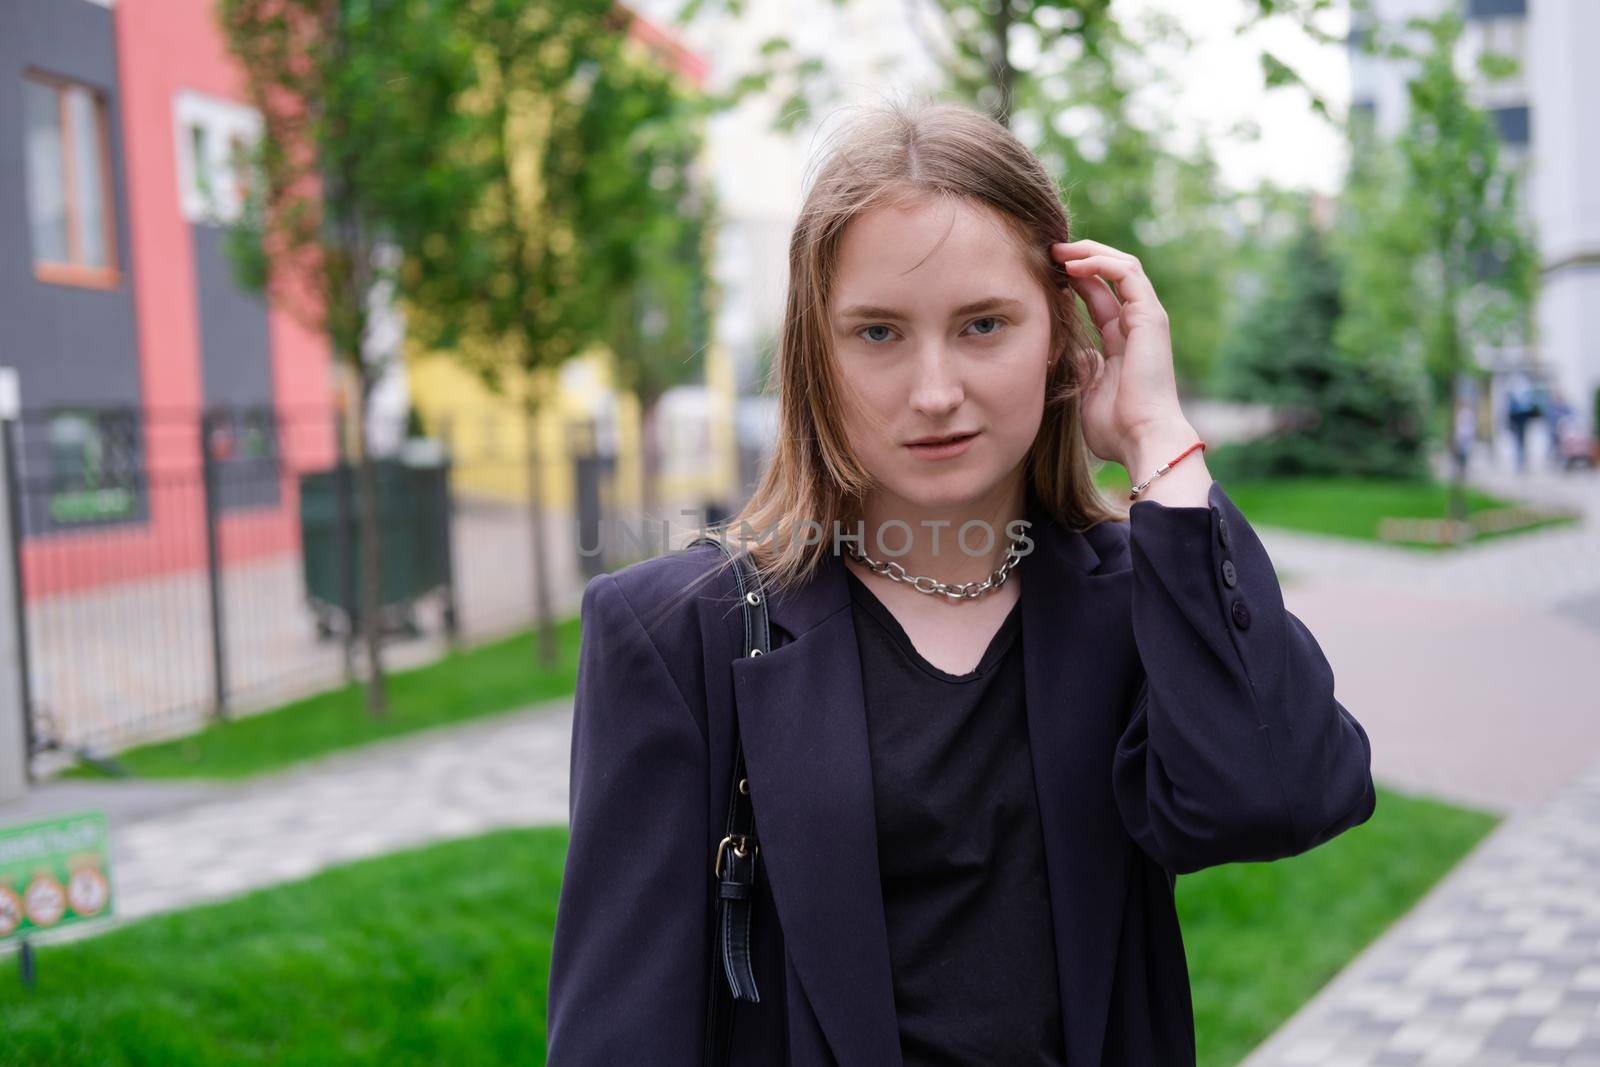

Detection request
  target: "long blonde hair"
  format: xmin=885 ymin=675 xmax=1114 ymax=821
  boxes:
xmin=697 ymin=96 xmax=1128 ymax=603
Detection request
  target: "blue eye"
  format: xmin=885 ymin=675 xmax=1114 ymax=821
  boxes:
xmin=855 ymin=318 xmax=1006 ymax=344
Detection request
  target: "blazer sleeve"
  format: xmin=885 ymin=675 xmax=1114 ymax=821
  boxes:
xmin=1111 ymin=479 xmax=1377 ymax=876
xmin=546 ymin=571 xmax=710 ymax=1065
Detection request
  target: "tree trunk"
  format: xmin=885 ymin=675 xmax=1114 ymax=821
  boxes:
xmin=1441 ymin=287 xmax=1470 ymax=532
xmin=353 ymin=369 xmax=390 ymax=717
xmin=525 ymin=401 xmax=557 ymax=668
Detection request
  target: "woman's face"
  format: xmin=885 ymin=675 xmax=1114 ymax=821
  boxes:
xmin=829 ymin=195 xmax=1053 ymax=514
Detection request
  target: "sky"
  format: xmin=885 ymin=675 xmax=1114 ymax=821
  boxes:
xmin=1111 ymin=0 xmax=1354 ymax=194
xmin=638 ymin=0 xmax=1356 ymax=196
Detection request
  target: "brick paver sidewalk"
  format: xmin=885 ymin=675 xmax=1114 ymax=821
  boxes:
xmin=1243 ymin=752 xmax=1600 ymax=1067
xmin=0 ymin=699 xmax=574 ymax=949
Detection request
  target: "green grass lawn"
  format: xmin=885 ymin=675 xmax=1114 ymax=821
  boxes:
xmin=66 ymin=618 xmax=582 ymax=780
xmin=1092 ymin=461 xmax=1573 ymax=547
xmin=0 ymin=787 xmax=1497 ymax=1066
xmin=0 ymin=827 xmax=567 ymax=1067
xmin=1181 ymin=787 xmax=1498 ymax=1066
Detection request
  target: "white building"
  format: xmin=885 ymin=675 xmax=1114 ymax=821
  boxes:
xmin=1349 ymin=0 xmax=1600 ymax=457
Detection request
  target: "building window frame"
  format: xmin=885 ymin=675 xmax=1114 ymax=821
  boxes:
xmin=45 ymin=408 xmax=139 ymax=525
xmin=1490 ymin=104 xmax=1531 ymax=148
xmin=23 ymin=69 xmax=120 ymax=291
xmin=173 ymin=89 xmax=263 ymax=225
xmin=1467 ymin=0 xmax=1526 ymax=20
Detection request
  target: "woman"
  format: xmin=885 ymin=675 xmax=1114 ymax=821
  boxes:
xmin=546 ymin=99 xmax=1376 ymax=1066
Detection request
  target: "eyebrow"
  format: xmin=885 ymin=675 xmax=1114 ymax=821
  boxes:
xmin=835 ymin=296 xmax=1024 ymax=322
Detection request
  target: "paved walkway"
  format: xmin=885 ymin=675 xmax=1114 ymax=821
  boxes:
xmin=1276 ymin=577 xmax=1600 ymax=815
xmin=1242 ymin=752 xmax=1600 ymax=1067
xmin=1262 ymin=462 xmax=1600 ymax=813
xmin=1 ymin=700 xmax=574 ymax=949
xmin=1242 ymin=461 xmax=1600 ymax=1064
xmin=1259 ymin=464 xmax=1600 ymax=619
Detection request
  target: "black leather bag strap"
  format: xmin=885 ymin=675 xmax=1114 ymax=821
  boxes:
xmin=686 ymin=535 xmax=768 ymax=1067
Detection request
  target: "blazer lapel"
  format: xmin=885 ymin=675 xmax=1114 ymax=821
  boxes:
xmin=1021 ymin=501 xmax=1136 ymax=1065
xmin=729 ymin=550 xmax=904 ymax=1067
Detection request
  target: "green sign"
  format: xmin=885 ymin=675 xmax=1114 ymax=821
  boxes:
xmin=0 ymin=812 xmax=113 ymax=942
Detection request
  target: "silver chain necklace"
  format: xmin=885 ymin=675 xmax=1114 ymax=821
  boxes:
xmin=844 ymin=530 xmax=1028 ymax=602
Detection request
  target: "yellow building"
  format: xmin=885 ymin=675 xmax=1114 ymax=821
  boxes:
xmin=402 ymin=7 xmax=734 ymax=520
xmin=405 ymin=337 xmax=738 ymax=518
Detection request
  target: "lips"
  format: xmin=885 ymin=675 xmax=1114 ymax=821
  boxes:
xmin=906 ymin=431 xmax=978 ymax=447
xmin=904 ymin=431 xmax=980 ymax=461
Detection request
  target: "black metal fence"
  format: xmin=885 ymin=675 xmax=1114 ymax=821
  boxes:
xmin=0 ymin=402 xmax=639 ymax=773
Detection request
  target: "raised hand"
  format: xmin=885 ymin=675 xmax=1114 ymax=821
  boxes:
xmin=1050 ymin=239 xmax=1196 ymax=474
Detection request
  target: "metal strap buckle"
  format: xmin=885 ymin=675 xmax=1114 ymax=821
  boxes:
xmin=714 ymin=833 xmax=759 ymax=878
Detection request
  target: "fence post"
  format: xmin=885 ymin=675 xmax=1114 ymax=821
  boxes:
xmin=573 ymin=417 xmax=607 ymax=579
xmin=0 ymin=369 xmax=29 ymax=799
xmin=438 ymin=415 xmax=460 ymax=645
xmin=334 ymin=409 xmax=357 ymax=682
xmin=199 ymin=409 xmax=230 ymax=721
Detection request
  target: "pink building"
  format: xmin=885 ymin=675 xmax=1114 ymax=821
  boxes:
xmin=4 ymin=0 xmax=337 ymax=598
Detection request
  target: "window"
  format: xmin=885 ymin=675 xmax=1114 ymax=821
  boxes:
xmin=205 ymin=406 xmax=278 ymax=464
xmin=47 ymin=410 xmax=137 ymax=524
xmin=174 ymin=90 xmax=263 ymax=224
xmin=1492 ymin=105 xmax=1531 ymax=147
xmin=201 ymin=406 xmax=282 ymax=512
xmin=24 ymin=73 xmax=119 ymax=288
xmin=1480 ymin=13 xmax=1526 ymax=60
xmin=1468 ymin=0 xmax=1525 ymax=19
xmin=191 ymin=123 xmax=214 ymax=204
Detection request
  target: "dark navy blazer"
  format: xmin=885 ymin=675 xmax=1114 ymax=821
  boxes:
xmin=546 ymin=480 xmax=1377 ymax=1065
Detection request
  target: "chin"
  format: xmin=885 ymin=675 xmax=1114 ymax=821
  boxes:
xmin=887 ymin=473 xmax=993 ymax=512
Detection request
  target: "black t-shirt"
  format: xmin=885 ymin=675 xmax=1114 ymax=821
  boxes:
xmin=846 ymin=569 xmax=1069 ymax=1066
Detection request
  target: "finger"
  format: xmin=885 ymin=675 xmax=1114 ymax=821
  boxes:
xmin=1051 ymin=242 xmax=1136 ymax=299
xmin=1066 ymin=279 xmax=1127 ymax=360
xmin=1083 ymin=347 xmax=1109 ymax=387
xmin=1060 ymin=255 xmax=1160 ymax=310
xmin=1099 ymin=315 xmax=1127 ymax=358
xmin=1067 ymin=273 xmax=1122 ymax=336
xmin=1053 ymin=239 xmax=1139 ymax=267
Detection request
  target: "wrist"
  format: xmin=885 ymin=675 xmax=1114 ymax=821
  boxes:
xmin=1122 ymin=419 xmax=1201 ymax=476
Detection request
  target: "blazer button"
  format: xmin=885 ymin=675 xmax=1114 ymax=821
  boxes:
xmin=1231 ymin=599 xmax=1251 ymax=629
xmin=1217 ymin=515 xmax=1231 ymax=549
xmin=1221 ymin=558 xmax=1238 ymax=588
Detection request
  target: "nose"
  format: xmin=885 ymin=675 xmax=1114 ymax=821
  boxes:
xmin=907 ymin=344 xmax=964 ymax=419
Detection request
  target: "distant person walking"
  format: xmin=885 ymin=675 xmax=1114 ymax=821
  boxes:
xmin=1505 ymin=373 xmax=1538 ymax=473
xmin=1546 ymin=388 xmax=1574 ymax=469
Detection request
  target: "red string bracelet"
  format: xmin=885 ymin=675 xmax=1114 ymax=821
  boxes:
xmin=1128 ymin=440 xmax=1206 ymax=500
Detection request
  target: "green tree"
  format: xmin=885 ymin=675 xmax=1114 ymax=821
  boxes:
xmin=1353 ymin=11 xmax=1538 ymax=518
xmin=393 ymin=0 xmax=713 ymax=664
xmin=1005 ymin=13 xmax=1236 ymax=387
xmin=565 ymin=42 xmax=716 ymax=520
xmin=219 ymin=0 xmax=478 ymax=716
xmin=1215 ymin=195 xmax=1428 ymax=478
xmin=1327 ymin=114 xmax=1433 ymax=475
